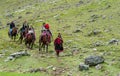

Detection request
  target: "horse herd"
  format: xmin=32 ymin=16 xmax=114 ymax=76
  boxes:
xmin=8 ymin=27 xmax=51 ymax=53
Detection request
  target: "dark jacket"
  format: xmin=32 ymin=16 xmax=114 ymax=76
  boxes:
xmin=10 ymin=22 xmax=15 ymax=29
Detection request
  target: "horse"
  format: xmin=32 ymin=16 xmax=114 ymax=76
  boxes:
xmin=19 ymin=28 xmax=28 ymax=43
xmin=8 ymin=27 xmax=18 ymax=41
xmin=25 ymin=33 xmax=35 ymax=49
xmin=39 ymin=32 xmax=51 ymax=53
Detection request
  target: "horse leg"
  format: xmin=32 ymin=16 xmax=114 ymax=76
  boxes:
xmin=25 ymin=41 xmax=27 ymax=48
xmin=28 ymin=42 xmax=31 ymax=49
xmin=31 ymin=41 xmax=34 ymax=49
xmin=46 ymin=44 xmax=48 ymax=53
xmin=14 ymin=36 xmax=16 ymax=42
xmin=39 ymin=41 xmax=41 ymax=51
xmin=19 ymin=35 xmax=23 ymax=43
xmin=43 ymin=44 xmax=45 ymax=52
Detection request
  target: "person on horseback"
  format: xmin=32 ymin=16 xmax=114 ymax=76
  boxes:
xmin=41 ymin=22 xmax=52 ymax=36
xmin=9 ymin=21 xmax=15 ymax=36
xmin=25 ymin=26 xmax=36 ymax=40
xmin=54 ymin=33 xmax=64 ymax=57
xmin=41 ymin=22 xmax=53 ymax=42
xmin=19 ymin=21 xmax=29 ymax=33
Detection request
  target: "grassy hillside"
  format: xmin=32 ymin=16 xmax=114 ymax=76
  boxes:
xmin=0 ymin=0 xmax=120 ymax=76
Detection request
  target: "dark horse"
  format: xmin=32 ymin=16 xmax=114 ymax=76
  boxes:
xmin=8 ymin=27 xmax=18 ymax=41
xmin=39 ymin=32 xmax=51 ymax=53
xmin=25 ymin=33 xmax=35 ymax=49
xmin=19 ymin=28 xmax=28 ymax=43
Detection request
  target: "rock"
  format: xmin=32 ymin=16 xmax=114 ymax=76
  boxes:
xmin=18 ymin=16 xmax=22 ymax=19
xmin=73 ymin=29 xmax=82 ymax=33
xmin=85 ymin=56 xmax=104 ymax=66
xmin=117 ymin=73 xmax=120 ymax=76
xmin=102 ymin=15 xmax=106 ymax=19
xmin=105 ymin=5 xmax=111 ymax=9
xmin=88 ymin=30 xmax=101 ymax=36
xmin=5 ymin=56 xmax=14 ymax=62
xmin=28 ymin=67 xmax=47 ymax=73
xmin=26 ymin=12 xmax=32 ymax=14
xmin=10 ymin=50 xmax=30 ymax=57
xmin=6 ymin=13 xmax=14 ymax=18
xmin=89 ymin=14 xmax=99 ymax=22
xmin=67 ymin=72 xmax=72 ymax=76
xmin=71 ymin=48 xmax=80 ymax=56
xmin=93 ymin=41 xmax=104 ymax=47
xmin=79 ymin=64 xmax=89 ymax=71
xmin=108 ymin=38 xmax=119 ymax=45
xmin=52 ymin=67 xmax=56 ymax=71
xmin=75 ymin=1 xmax=84 ymax=7
xmin=95 ymin=64 xmax=102 ymax=70
xmin=5 ymin=50 xmax=30 ymax=62
xmin=0 ymin=53 xmax=4 ymax=58
xmin=46 ymin=65 xmax=54 ymax=69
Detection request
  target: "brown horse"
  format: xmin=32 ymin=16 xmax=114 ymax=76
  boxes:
xmin=19 ymin=28 xmax=28 ymax=43
xmin=39 ymin=32 xmax=51 ymax=53
xmin=25 ymin=33 xmax=35 ymax=49
xmin=8 ymin=27 xmax=18 ymax=41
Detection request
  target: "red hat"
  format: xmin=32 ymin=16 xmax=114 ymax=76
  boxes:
xmin=44 ymin=24 xmax=49 ymax=29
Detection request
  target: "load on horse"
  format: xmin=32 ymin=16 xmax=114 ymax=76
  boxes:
xmin=24 ymin=26 xmax=36 ymax=49
xmin=39 ymin=23 xmax=52 ymax=53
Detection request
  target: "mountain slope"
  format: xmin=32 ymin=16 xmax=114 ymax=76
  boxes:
xmin=0 ymin=0 xmax=120 ymax=76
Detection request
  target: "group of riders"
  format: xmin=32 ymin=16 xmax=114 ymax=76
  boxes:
xmin=8 ymin=21 xmax=64 ymax=57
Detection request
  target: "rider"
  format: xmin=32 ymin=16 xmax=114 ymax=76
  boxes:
xmin=9 ymin=21 xmax=15 ymax=36
xmin=41 ymin=22 xmax=52 ymax=36
xmin=25 ymin=26 xmax=36 ymax=40
xmin=54 ymin=33 xmax=63 ymax=57
xmin=41 ymin=22 xmax=52 ymax=42
xmin=19 ymin=21 xmax=29 ymax=33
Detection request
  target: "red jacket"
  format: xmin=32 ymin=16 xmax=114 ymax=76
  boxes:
xmin=44 ymin=24 xmax=49 ymax=30
xmin=54 ymin=37 xmax=63 ymax=45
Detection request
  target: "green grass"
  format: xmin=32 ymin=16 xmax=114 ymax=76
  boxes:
xmin=0 ymin=0 xmax=120 ymax=76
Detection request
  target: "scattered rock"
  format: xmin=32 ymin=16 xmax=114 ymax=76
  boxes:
xmin=76 ymin=1 xmax=84 ymax=7
xmin=79 ymin=64 xmax=89 ymax=71
xmin=89 ymin=14 xmax=99 ymax=22
xmin=108 ymin=38 xmax=119 ymax=45
xmin=88 ymin=30 xmax=101 ymax=36
xmin=5 ymin=50 xmax=30 ymax=62
xmin=102 ymin=15 xmax=106 ymax=19
xmin=52 ymin=67 xmax=68 ymax=76
xmin=18 ymin=16 xmax=22 ymax=19
xmin=0 ymin=53 xmax=4 ymax=58
xmin=35 ymin=19 xmax=43 ymax=22
xmin=85 ymin=55 xmax=104 ymax=66
xmin=95 ymin=64 xmax=102 ymax=70
xmin=26 ymin=12 xmax=32 ymax=14
xmin=105 ymin=5 xmax=111 ymax=9
xmin=71 ymin=48 xmax=80 ymax=56
xmin=93 ymin=41 xmax=104 ymax=47
xmin=73 ymin=29 xmax=82 ymax=33
xmin=6 ymin=13 xmax=14 ymax=18
xmin=117 ymin=73 xmax=120 ymax=76
xmin=27 ymin=67 xmax=47 ymax=73
xmin=46 ymin=65 xmax=54 ymax=69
